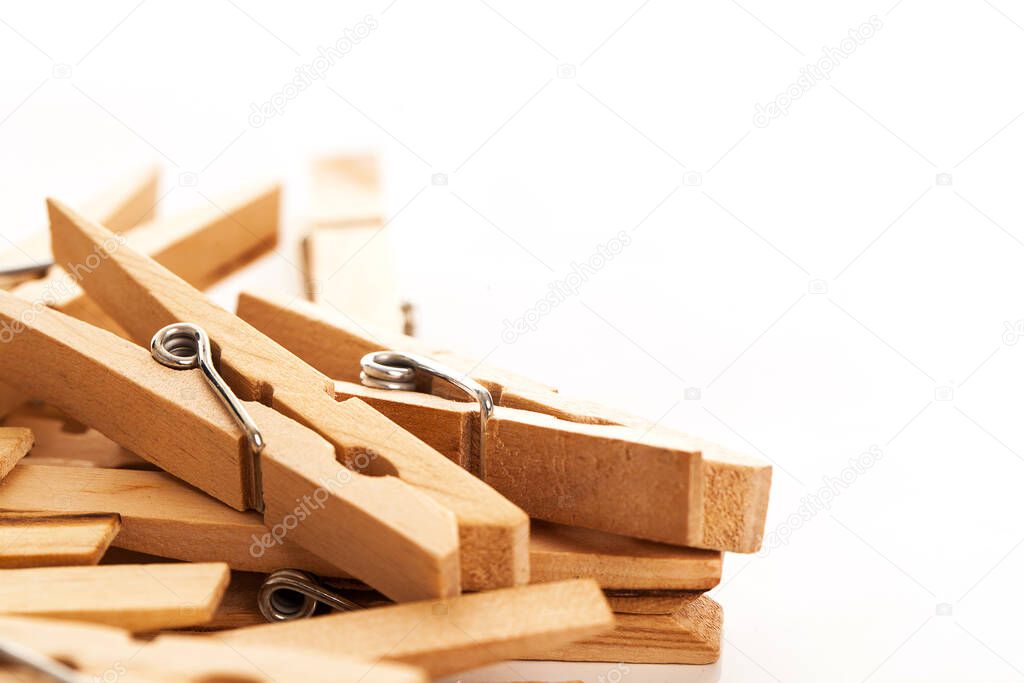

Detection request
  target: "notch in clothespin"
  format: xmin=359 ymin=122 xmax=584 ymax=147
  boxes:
xmin=11 ymin=198 xmax=529 ymax=601
xmin=236 ymin=291 xmax=772 ymax=552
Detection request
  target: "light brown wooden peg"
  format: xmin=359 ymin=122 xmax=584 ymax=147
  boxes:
xmin=303 ymin=155 xmax=409 ymax=334
xmin=48 ymin=199 xmax=528 ymax=594
xmin=0 ymin=563 xmax=229 ymax=631
xmin=0 ymin=165 xmax=159 ymax=289
xmin=0 ymin=427 xmax=32 ymax=478
xmin=0 ymin=615 xmax=428 ymax=683
xmin=535 ymin=591 xmax=722 ymax=665
xmin=237 ymin=290 xmax=771 ymax=552
xmin=220 ymin=579 xmax=614 ymax=678
xmin=0 ymin=511 xmax=120 ymax=568
xmin=0 ymin=289 xmax=459 ymax=602
xmin=0 ymin=183 xmax=281 ymax=419
xmin=0 ymin=462 xmax=722 ymax=590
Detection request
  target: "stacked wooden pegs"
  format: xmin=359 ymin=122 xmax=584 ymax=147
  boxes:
xmin=0 ymin=157 xmax=770 ymax=682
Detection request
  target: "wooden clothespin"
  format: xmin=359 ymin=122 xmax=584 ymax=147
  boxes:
xmin=244 ymin=519 xmax=724 ymax=665
xmin=301 ymin=155 xmax=412 ymax=334
xmin=0 ymin=428 xmax=31 ymax=478
xmin=217 ymin=579 xmax=614 ymax=678
xmin=0 ymin=458 xmax=719 ymax=663
xmin=0 ymin=289 xmax=466 ymax=601
xmin=240 ymin=571 xmax=722 ymax=666
xmin=0 ymin=511 xmax=120 ymax=569
xmin=0 ymin=563 xmax=229 ymax=631
xmin=536 ymin=592 xmax=722 ymax=665
xmin=3 ymin=405 xmax=149 ymax=469
xmin=529 ymin=519 xmax=721 ymax=590
xmin=0 ymin=456 xmax=720 ymax=663
xmin=3 ymin=199 xmax=530 ymax=601
xmin=0 ymin=165 xmax=159 ymax=289
xmin=236 ymin=290 xmax=771 ymax=552
xmin=0 ymin=615 xmax=428 ymax=683
xmin=0 ymin=183 xmax=280 ymax=419
xmin=0 ymin=461 xmax=721 ymax=590
xmin=0 ymin=463 xmax=342 ymax=577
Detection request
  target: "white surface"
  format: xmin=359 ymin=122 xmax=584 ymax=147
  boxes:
xmin=2 ymin=2 xmax=1023 ymax=681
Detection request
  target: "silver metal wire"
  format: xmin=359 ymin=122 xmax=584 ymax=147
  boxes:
xmin=0 ymin=638 xmax=88 ymax=683
xmin=150 ymin=323 xmax=265 ymax=456
xmin=257 ymin=569 xmax=363 ymax=622
xmin=359 ymin=351 xmax=494 ymax=476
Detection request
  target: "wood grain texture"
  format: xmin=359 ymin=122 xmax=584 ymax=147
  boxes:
xmin=4 ymin=404 xmax=150 ymax=469
xmin=0 ymin=616 xmax=428 ymax=683
xmin=0 ymin=289 xmax=460 ymax=602
xmin=49 ymin=198 xmax=528 ymax=596
xmin=251 ymin=400 xmax=462 ymax=602
xmin=0 ymin=463 xmax=721 ymax=592
xmin=0 ymin=290 xmax=255 ymax=508
xmin=239 ymin=290 xmax=770 ymax=552
xmin=195 ymin=573 xmax=722 ymax=665
xmin=321 ymin=381 xmax=704 ymax=547
xmin=15 ymin=182 xmax=279 ymax=325
xmin=190 ymin=569 xmax=719 ymax=665
xmin=530 ymin=520 xmax=721 ymax=590
xmin=219 ymin=579 xmax=615 ymax=677
xmin=0 ymin=464 xmax=342 ymax=576
xmin=199 ymin=577 xmax=724 ymax=667
xmin=0 ymin=183 xmax=281 ymax=419
xmin=186 ymin=570 xmax=269 ymax=631
xmin=0 ymin=511 xmax=120 ymax=568
xmin=0 ymin=165 xmax=159 ymax=289
xmin=121 ymin=182 xmax=280 ymax=292
xmin=236 ymin=290 xmax=772 ymax=551
xmin=303 ymin=155 xmax=409 ymax=334
xmin=0 ymin=427 xmax=32 ymax=479
xmin=0 ymin=563 xmax=229 ymax=631
xmin=535 ymin=592 xmax=722 ymax=665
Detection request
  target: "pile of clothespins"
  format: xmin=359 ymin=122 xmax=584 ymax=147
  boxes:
xmin=0 ymin=157 xmax=771 ymax=682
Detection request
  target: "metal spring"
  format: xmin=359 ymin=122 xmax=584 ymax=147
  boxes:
xmin=257 ymin=569 xmax=363 ymax=622
xmin=359 ymin=351 xmax=494 ymax=476
xmin=150 ymin=323 xmax=265 ymax=456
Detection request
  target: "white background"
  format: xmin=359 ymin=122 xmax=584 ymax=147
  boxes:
xmin=2 ymin=2 xmax=1024 ymax=681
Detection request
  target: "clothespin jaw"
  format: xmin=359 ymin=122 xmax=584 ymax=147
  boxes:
xmin=45 ymin=198 xmax=529 ymax=597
